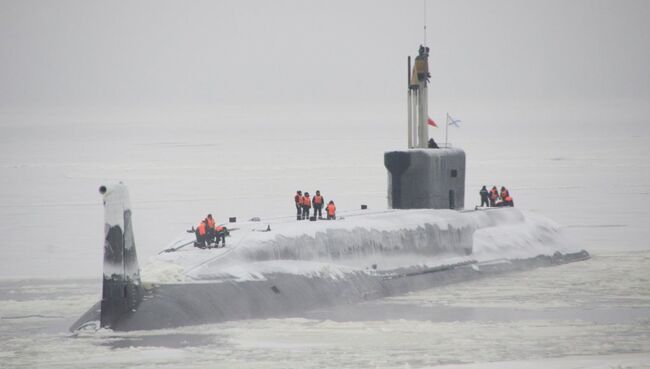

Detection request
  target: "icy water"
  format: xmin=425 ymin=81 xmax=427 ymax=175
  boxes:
xmin=1 ymin=110 xmax=649 ymax=367
xmin=1 ymin=252 xmax=649 ymax=368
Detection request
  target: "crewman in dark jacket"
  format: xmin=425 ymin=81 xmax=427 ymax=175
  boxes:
xmin=479 ymin=186 xmax=489 ymax=207
xmin=214 ymin=225 xmax=229 ymax=247
xmin=312 ymin=190 xmax=325 ymax=219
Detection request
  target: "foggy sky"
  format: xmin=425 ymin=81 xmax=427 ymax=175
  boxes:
xmin=1 ymin=0 xmax=649 ymax=112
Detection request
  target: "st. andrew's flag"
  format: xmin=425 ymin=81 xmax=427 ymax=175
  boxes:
xmin=446 ymin=113 xmax=461 ymax=127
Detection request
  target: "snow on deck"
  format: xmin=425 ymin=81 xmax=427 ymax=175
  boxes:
xmin=141 ymin=207 xmax=578 ymax=284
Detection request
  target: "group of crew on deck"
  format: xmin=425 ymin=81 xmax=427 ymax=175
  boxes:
xmin=193 ymin=185 xmax=511 ymax=248
xmin=194 ymin=214 xmax=229 ymax=249
xmin=479 ymin=185 xmax=514 ymax=207
xmin=294 ymin=190 xmax=336 ymax=221
xmin=193 ymin=190 xmax=338 ymax=248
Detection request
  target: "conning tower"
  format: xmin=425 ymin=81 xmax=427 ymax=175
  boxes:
xmin=384 ymin=45 xmax=466 ymax=210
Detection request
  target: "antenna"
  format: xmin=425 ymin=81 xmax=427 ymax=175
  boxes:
xmin=423 ymin=0 xmax=427 ymax=46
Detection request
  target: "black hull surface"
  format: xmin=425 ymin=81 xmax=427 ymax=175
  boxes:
xmin=71 ymin=250 xmax=589 ymax=331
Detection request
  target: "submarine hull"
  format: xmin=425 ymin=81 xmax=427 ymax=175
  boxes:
xmin=72 ymin=249 xmax=589 ymax=331
xmin=71 ymin=185 xmax=589 ymax=332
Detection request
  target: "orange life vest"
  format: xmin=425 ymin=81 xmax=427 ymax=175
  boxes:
xmin=500 ymin=190 xmax=509 ymax=199
xmin=206 ymin=217 xmax=215 ymax=229
xmin=197 ymin=222 xmax=207 ymax=236
xmin=295 ymin=194 xmax=301 ymax=204
xmin=327 ymin=203 xmax=336 ymax=216
xmin=215 ymin=225 xmax=225 ymax=232
xmin=303 ymin=196 xmax=311 ymax=207
xmin=489 ymin=189 xmax=498 ymax=200
xmin=505 ymin=196 xmax=513 ymax=202
xmin=313 ymin=195 xmax=323 ymax=205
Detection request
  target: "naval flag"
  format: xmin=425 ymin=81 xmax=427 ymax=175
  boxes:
xmin=446 ymin=113 xmax=461 ymax=127
xmin=427 ymin=117 xmax=438 ymax=127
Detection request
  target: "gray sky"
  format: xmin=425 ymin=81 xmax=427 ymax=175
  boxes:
xmin=1 ymin=0 xmax=649 ymax=112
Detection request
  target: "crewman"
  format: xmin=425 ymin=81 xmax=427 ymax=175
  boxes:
xmin=496 ymin=195 xmax=514 ymax=207
xmin=479 ymin=186 xmax=489 ymax=207
xmin=302 ymin=192 xmax=311 ymax=220
xmin=206 ymin=214 xmax=215 ymax=229
xmin=205 ymin=214 xmax=215 ymax=244
xmin=294 ymin=190 xmax=302 ymax=220
xmin=194 ymin=219 xmax=208 ymax=248
xmin=214 ymin=224 xmax=229 ymax=247
xmin=326 ymin=200 xmax=336 ymax=220
xmin=500 ymin=186 xmax=510 ymax=200
xmin=312 ymin=190 xmax=325 ymax=219
xmin=489 ymin=186 xmax=499 ymax=207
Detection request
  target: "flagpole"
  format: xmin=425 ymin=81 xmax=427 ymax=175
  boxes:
xmin=445 ymin=113 xmax=449 ymax=148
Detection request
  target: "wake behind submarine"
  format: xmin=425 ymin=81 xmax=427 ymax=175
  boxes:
xmin=71 ymin=46 xmax=589 ymax=332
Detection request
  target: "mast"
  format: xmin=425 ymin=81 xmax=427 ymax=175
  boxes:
xmin=407 ymin=45 xmax=430 ymax=148
xmin=407 ymin=56 xmax=413 ymax=148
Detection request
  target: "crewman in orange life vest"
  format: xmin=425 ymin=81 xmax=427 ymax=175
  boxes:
xmin=500 ymin=186 xmax=510 ymax=201
xmin=294 ymin=190 xmax=302 ymax=220
xmin=302 ymin=192 xmax=311 ymax=220
xmin=194 ymin=219 xmax=208 ymax=248
xmin=496 ymin=193 xmax=514 ymax=207
xmin=205 ymin=214 xmax=215 ymax=243
xmin=312 ymin=190 xmax=325 ymax=219
xmin=503 ymin=195 xmax=514 ymax=207
xmin=326 ymin=200 xmax=336 ymax=220
xmin=489 ymin=186 xmax=499 ymax=207
xmin=206 ymin=214 xmax=215 ymax=229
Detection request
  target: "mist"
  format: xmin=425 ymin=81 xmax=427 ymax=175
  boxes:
xmin=1 ymin=0 xmax=649 ymax=118
xmin=1 ymin=2 xmax=650 ymax=368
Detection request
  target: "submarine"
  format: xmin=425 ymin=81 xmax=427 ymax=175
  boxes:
xmin=70 ymin=45 xmax=589 ymax=332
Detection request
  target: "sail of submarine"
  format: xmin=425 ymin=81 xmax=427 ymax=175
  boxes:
xmin=70 ymin=46 xmax=589 ymax=332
